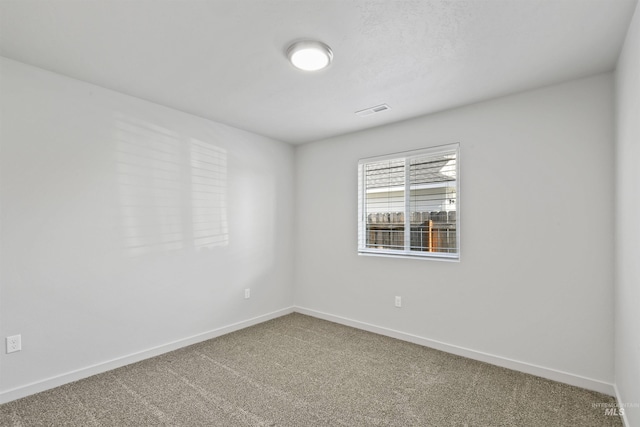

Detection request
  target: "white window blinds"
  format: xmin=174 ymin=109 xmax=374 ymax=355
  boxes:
xmin=358 ymin=143 xmax=459 ymax=260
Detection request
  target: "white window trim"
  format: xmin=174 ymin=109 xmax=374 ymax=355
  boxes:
xmin=357 ymin=143 xmax=460 ymax=261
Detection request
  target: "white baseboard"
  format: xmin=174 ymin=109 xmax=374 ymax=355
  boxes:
xmin=1 ymin=305 xmax=616 ymax=405
xmin=614 ymin=384 xmax=631 ymax=427
xmin=0 ymin=306 xmax=294 ymax=404
xmin=294 ymin=306 xmax=616 ymax=396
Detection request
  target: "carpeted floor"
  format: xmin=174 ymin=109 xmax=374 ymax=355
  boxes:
xmin=0 ymin=313 xmax=622 ymax=426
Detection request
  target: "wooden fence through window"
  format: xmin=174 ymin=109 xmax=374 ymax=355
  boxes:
xmin=366 ymin=211 xmax=456 ymax=253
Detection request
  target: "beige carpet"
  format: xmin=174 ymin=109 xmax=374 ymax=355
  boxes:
xmin=0 ymin=313 xmax=622 ymax=426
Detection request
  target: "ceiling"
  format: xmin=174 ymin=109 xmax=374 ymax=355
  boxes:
xmin=1 ymin=0 xmax=637 ymax=144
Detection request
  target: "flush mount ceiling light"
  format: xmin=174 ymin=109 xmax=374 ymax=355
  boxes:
xmin=287 ymin=40 xmax=333 ymax=71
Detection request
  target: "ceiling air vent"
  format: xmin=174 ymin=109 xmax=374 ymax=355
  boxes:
xmin=355 ymin=104 xmax=391 ymax=117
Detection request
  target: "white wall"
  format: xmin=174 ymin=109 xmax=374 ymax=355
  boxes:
xmin=295 ymin=74 xmax=615 ymax=392
xmin=0 ymin=51 xmax=627 ymax=407
xmin=0 ymin=57 xmax=295 ymax=401
xmin=615 ymin=2 xmax=640 ymax=425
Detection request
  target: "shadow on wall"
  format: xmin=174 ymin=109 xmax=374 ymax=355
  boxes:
xmin=114 ymin=113 xmax=228 ymax=257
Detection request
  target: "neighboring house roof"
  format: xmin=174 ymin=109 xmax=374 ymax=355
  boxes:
xmin=365 ymin=156 xmax=456 ymax=190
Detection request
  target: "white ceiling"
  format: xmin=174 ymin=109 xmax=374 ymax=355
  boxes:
xmin=1 ymin=0 xmax=637 ymax=144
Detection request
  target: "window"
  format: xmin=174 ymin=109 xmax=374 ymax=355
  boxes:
xmin=358 ymin=143 xmax=459 ymax=260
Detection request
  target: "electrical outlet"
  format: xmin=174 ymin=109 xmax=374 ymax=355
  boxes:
xmin=244 ymin=288 xmax=250 ymax=299
xmin=6 ymin=335 xmax=21 ymax=354
xmin=395 ymin=296 xmax=402 ymax=308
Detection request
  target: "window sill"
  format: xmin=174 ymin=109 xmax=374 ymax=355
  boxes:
xmin=357 ymin=250 xmax=460 ymax=262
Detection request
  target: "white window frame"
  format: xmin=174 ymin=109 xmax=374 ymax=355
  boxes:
xmin=358 ymin=143 xmax=460 ymax=261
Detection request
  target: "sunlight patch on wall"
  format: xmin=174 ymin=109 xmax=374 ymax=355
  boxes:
xmin=115 ymin=115 xmax=184 ymax=257
xmin=114 ymin=114 xmax=229 ymax=257
xmin=190 ymin=138 xmax=228 ymax=250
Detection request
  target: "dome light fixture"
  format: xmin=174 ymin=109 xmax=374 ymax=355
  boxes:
xmin=287 ymin=40 xmax=333 ymax=71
